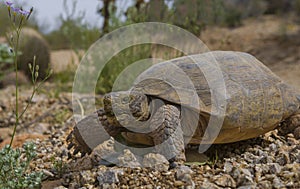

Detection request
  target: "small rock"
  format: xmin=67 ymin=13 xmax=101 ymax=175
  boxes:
xmin=53 ymin=186 xmax=67 ymax=189
xmin=68 ymin=182 xmax=80 ymax=189
xmin=257 ymin=180 xmax=272 ymax=188
xmin=272 ymin=176 xmax=284 ymax=189
xmin=29 ymin=123 xmax=50 ymax=134
xmin=97 ymin=170 xmax=122 ymax=184
xmin=70 ymin=156 xmax=93 ymax=171
xmin=268 ymin=163 xmax=281 ymax=174
xmin=223 ymin=161 xmax=233 ymax=173
xmin=269 ymin=143 xmax=277 ymax=151
xmin=175 ymin=165 xmax=195 ymax=187
xmin=276 ymin=151 xmax=290 ymax=166
xmin=213 ymin=174 xmax=236 ymax=188
xmin=42 ymin=169 xmax=55 ymax=178
xmin=182 ymin=174 xmax=195 ymax=189
xmin=257 ymin=154 xmax=274 ymax=164
xmin=143 ymin=153 xmax=169 ymax=172
xmin=200 ymin=179 xmax=221 ymax=189
xmin=118 ymin=149 xmax=141 ymax=168
xmin=255 ymin=164 xmax=269 ymax=175
xmin=174 ymin=180 xmax=184 ymax=187
xmin=175 ymin=165 xmax=194 ymax=180
xmin=281 ymin=171 xmax=294 ymax=179
xmin=80 ymin=170 xmax=95 ymax=185
xmin=62 ymin=173 xmax=74 ymax=186
xmin=102 ymin=183 xmax=118 ymax=189
xmin=232 ymin=167 xmax=254 ymax=186
xmin=42 ymin=179 xmax=64 ymax=189
xmin=237 ymin=185 xmax=256 ymax=189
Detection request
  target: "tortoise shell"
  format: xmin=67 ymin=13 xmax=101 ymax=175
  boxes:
xmin=131 ymin=51 xmax=300 ymax=143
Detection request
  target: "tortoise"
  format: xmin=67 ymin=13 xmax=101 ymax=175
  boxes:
xmin=67 ymin=51 xmax=300 ymax=166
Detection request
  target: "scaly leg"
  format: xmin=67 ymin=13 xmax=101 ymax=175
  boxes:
xmin=149 ymin=104 xmax=185 ymax=168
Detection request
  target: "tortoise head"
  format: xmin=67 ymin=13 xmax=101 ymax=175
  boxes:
xmin=103 ymin=91 xmax=150 ymax=127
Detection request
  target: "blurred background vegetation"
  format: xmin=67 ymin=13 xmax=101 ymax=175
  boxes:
xmin=1 ymin=0 xmax=300 ymax=94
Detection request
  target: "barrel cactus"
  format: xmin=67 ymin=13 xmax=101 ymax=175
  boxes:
xmin=12 ymin=27 xmax=50 ymax=79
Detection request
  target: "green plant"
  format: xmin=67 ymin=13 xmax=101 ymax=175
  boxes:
xmin=1 ymin=1 xmax=51 ymax=187
xmin=50 ymin=155 xmax=68 ymax=178
xmin=0 ymin=43 xmax=15 ymax=82
xmin=96 ymin=44 xmax=152 ymax=94
xmin=0 ymin=142 xmax=43 ymax=189
xmin=207 ymin=150 xmax=219 ymax=168
xmin=0 ymin=43 xmax=15 ymax=63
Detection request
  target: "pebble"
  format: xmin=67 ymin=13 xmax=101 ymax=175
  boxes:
xmin=174 ymin=180 xmax=184 ymax=187
xmin=118 ymin=149 xmax=141 ymax=168
xmin=80 ymin=170 xmax=95 ymax=185
xmin=223 ymin=161 xmax=233 ymax=173
xmin=143 ymin=153 xmax=169 ymax=172
xmin=42 ymin=169 xmax=55 ymax=178
xmin=268 ymin=163 xmax=281 ymax=174
xmin=175 ymin=165 xmax=195 ymax=188
xmin=53 ymin=186 xmax=67 ymax=189
xmin=97 ymin=170 xmax=121 ymax=185
xmin=272 ymin=176 xmax=284 ymax=189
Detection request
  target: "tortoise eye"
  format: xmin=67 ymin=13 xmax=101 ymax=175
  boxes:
xmin=122 ymin=96 xmax=130 ymax=104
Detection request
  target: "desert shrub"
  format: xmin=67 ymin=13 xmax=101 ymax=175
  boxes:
xmin=0 ymin=43 xmax=13 ymax=63
xmin=0 ymin=43 xmax=14 ymax=86
xmin=12 ymin=27 xmax=50 ymax=79
xmin=46 ymin=20 xmax=99 ymax=51
xmin=46 ymin=0 xmax=99 ymax=50
xmin=96 ymin=44 xmax=152 ymax=93
xmin=0 ymin=143 xmax=43 ymax=189
xmin=223 ymin=5 xmax=242 ymax=27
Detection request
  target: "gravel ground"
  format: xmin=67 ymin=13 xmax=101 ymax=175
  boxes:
xmin=34 ymin=124 xmax=299 ymax=189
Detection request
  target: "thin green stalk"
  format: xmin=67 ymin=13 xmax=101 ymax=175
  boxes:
xmin=9 ymin=28 xmax=21 ymax=148
xmin=18 ymin=71 xmax=51 ymax=120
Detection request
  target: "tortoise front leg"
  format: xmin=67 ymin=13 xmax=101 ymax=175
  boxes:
xmin=149 ymin=104 xmax=185 ymax=168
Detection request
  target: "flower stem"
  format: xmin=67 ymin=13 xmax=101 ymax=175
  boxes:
xmin=9 ymin=29 xmax=21 ymax=148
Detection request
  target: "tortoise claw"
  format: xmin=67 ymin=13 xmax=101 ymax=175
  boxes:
xmin=81 ymin=152 xmax=87 ymax=158
xmin=66 ymin=131 xmax=73 ymax=142
xmin=73 ymin=147 xmax=80 ymax=155
xmin=67 ymin=142 xmax=74 ymax=150
xmin=66 ymin=129 xmax=90 ymax=158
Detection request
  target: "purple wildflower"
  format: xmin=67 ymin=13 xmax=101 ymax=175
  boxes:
xmin=11 ymin=7 xmax=20 ymax=13
xmin=5 ymin=1 xmax=13 ymax=7
xmin=19 ymin=9 xmax=30 ymax=16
